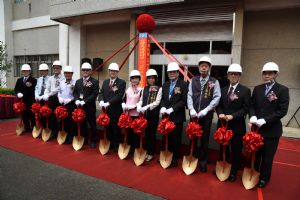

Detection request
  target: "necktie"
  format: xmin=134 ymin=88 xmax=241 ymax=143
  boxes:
xmin=83 ymin=78 xmax=87 ymax=87
xmin=23 ymin=77 xmax=27 ymax=84
xmin=265 ymin=83 xmax=272 ymax=95
xmin=200 ymin=79 xmax=206 ymax=91
xmin=169 ymin=81 xmax=175 ymax=96
xmin=228 ymin=86 xmax=234 ymax=101
xmin=40 ymin=77 xmax=45 ymax=96
xmin=109 ymin=80 xmax=113 ymax=88
xmin=55 ymin=77 xmax=60 ymax=87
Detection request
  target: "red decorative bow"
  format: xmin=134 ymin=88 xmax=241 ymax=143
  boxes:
xmin=13 ymin=102 xmax=26 ymax=114
xmin=118 ymin=112 xmax=132 ymax=129
xmin=131 ymin=116 xmax=147 ymax=134
xmin=72 ymin=108 xmax=86 ymax=123
xmin=214 ymin=127 xmax=234 ymax=145
xmin=31 ymin=102 xmax=41 ymax=114
xmin=243 ymin=131 xmax=264 ymax=153
xmin=96 ymin=112 xmax=110 ymax=126
xmin=40 ymin=105 xmax=52 ymax=118
xmin=55 ymin=105 xmax=68 ymax=120
xmin=157 ymin=118 xmax=176 ymax=135
xmin=186 ymin=121 xmax=203 ymax=140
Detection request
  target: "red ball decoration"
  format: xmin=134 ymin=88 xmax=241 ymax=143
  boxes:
xmin=31 ymin=102 xmax=41 ymax=114
xmin=40 ymin=105 xmax=52 ymax=118
xmin=13 ymin=102 xmax=26 ymax=114
xmin=136 ymin=14 xmax=156 ymax=33
xmin=96 ymin=112 xmax=110 ymax=127
xmin=118 ymin=113 xmax=132 ymax=129
xmin=243 ymin=131 xmax=264 ymax=153
xmin=72 ymin=108 xmax=86 ymax=123
xmin=157 ymin=118 xmax=176 ymax=135
xmin=213 ymin=127 xmax=233 ymax=145
xmin=55 ymin=105 xmax=69 ymax=120
xmin=186 ymin=121 xmax=203 ymax=140
xmin=131 ymin=116 xmax=147 ymax=134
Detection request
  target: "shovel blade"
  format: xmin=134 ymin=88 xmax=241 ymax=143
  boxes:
xmin=159 ymin=150 xmax=173 ymax=169
xmin=215 ymin=161 xmax=232 ymax=181
xmin=57 ymin=131 xmax=67 ymax=145
xmin=72 ymin=136 xmax=84 ymax=151
xmin=42 ymin=128 xmax=52 ymax=142
xmin=242 ymin=167 xmax=260 ymax=190
xmin=99 ymin=139 xmax=110 ymax=155
xmin=16 ymin=123 xmax=24 ymax=136
xmin=133 ymin=148 xmax=147 ymax=166
xmin=32 ymin=126 xmax=42 ymax=138
xmin=182 ymin=156 xmax=198 ymax=175
xmin=118 ymin=143 xmax=131 ymax=160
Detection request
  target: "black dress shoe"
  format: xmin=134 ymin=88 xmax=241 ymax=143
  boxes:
xmin=258 ymin=180 xmax=267 ymax=188
xmin=199 ymin=164 xmax=207 ymax=173
xmin=90 ymin=142 xmax=97 ymax=148
xmin=228 ymin=173 xmax=237 ymax=182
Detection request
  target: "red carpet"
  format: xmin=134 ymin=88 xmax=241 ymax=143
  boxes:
xmin=1 ymin=120 xmax=300 ymax=200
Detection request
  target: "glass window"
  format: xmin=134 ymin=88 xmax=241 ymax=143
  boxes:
xmin=150 ymin=43 xmax=163 ymax=55
xmin=166 ymin=41 xmax=210 ymax=54
xmin=211 ymin=41 xmax=232 ymax=54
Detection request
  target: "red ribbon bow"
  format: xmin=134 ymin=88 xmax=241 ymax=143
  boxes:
xmin=13 ymin=102 xmax=26 ymax=114
xmin=40 ymin=105 xmax=52 ymax=118
xmin=96 ymin=112 xmax=110 ymax=126
xmin=186 ymin=121 xmax=203 ymax=140
xmin=213 ymin=127 xmax=233 ymax=145
xmin=72 ymin=108 xmax=86 ymax=123
xmin=157 ymin=118 xmax=176 ymax=135
xmin=131 ymin=116 xmax=148 ymax=134
xmin=31 ymin=102 xmax=41 ymax=114
xmin=243 ymin=131 xmax=264 ymax=153
xmin=54 ymin=105 xmax=68 ymax=120
xmin=118 ymin=112 xmax=132 ymax=129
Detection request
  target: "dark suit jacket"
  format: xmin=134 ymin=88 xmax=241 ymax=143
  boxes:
xmin=216 ymin=83 xmax=251 ymax=135
xmin=73 ymin=77 xmax=99 ymax=112
xmin=249 ymin=82 xmax=289 ymax=138
xmin=161 ymin=78 xmax=188 ymax=123
xmin=14 ymin=76 xmax=37 ymax=107
xmin=98 ymin=77 xmax=126 ymax=123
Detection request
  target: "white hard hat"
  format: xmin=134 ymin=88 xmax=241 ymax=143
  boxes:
xmin=227 ymin=63 xmax=242 ymax=73
xmin=21 ymin=64 xmax=31 ymax=71
xmin=81 ymin=62 xmax=92 ymax=70
xmin=108 ymin=63 xmax=119 ymax=71
xmin=167 ymin=62 xmax=179 ymax=72
xmin=130 ymin=70 xmax=141 ymax=77
xmin=262 ymin=62 xmax=279 ymax=73
xmin=198 ymin=56 xmax=212 ymax=66
xmin=53 ymin=60 xmax=62 ymax=66
xmin=64 ymin=65 xmax=73 ymax=73
xmin=39 ymin=63 xmax=49 ymax=71
xmin=146 ymin=69 xmax=158 ymax=77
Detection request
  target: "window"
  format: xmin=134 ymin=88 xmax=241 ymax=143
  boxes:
xmin=14 ymin=54 xmax=59 ymax=77
xmin=166 ymin=41 xmax=210 ymax=54
xmin=211 ymin=41 xmax=232 ymax=54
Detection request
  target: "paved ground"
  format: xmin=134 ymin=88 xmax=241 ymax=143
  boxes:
xmin=0 ymin=147 xmax=164 ymax=200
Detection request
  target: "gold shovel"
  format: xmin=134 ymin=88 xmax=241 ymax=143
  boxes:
xmin=57 ymin=120 xmax=67 ymax=145
xmin=42 ymin=118 xmax=52 ymax=142
xmin=99 ymin=127 xmax=110 ymax=155
xmin=72 ymin=123 xmax=84 ymax=151
xmin=182 ymin=137 xmax=198 ymax=175
xmin=118 ymin=129 xmax=131 ymax=159
xmin=32 ymin=113 xmax=42 ymax=138
xmin=133 ymin=133 xmax=147 ymax=166
xmin=242 ymin=153 xmax=260 ymax=190
xmin=159 ymin=135 xmax=173 ymax=169
xmin=16 ymin=117 xmax=25 ymax=136
xmin=216 ymin=145 xmax=232 ymax=181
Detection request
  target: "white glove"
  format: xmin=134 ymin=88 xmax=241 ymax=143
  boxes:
xmin=137 ymin=104 xmax=142 ymax=113
xmin=190 ymin=109 xmax=197 ymax=118
xmin=64 ymin=99 xmax=71 ymax=105
xmin=160 ymin=107 xmax=167 ymax=114
xmin=99 ymin=101 xmax=104 ymax=107
xmin=42 ymin=94 xmax=49 ymax=101
xmin=38 ymin=96 xmax=43 ymax=101
xmin=198 ymin=108 xmax=208 ymax=118
xmin=17 ymin=93 xmax=23 ymax=98
xmin=35 ymin=96 xmax=39 ymax=101
xmin=256 ymin=118 xmax=266 ymax=127
xmin=58 ymin=97 xmax=64 ymax=104
xmin=141 ymin=105 xmax=149 ymax=113
xmin=75 ymin=100 xmax=81 ymax=106
xmin=249 ymin=116 xmax=258 ymax=124
xmin=103 ymin=102 xmax=110 ymax=108
xmin=127 ymin=104 xmax=136 ymax=110
xmin=166 ymin=108 xmax=174 ymax=115
xmin=80 ymin=101 xmax=85 ymax=106
xmin=121 ymin=103 xmax=127 ymax=111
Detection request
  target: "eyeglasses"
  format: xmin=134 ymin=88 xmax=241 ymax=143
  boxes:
xmin=82 ymin=69 xmax=91 ymax=72
xmin=53 ymin=67 xmax=60 ymax=70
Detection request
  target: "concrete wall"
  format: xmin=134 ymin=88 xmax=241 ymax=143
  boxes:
xmin=241 ymin=8 xmax=300 ymax=126
xmin=13 ymin=0 xmax=49 ymax=20
xmin=85 ymin=21 xmax=131 ymax=86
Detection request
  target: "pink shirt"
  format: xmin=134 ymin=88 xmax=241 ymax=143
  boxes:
xmin=125 ymin=86 xmax=142 ymax=117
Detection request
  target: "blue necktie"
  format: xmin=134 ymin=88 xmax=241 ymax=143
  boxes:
xmin=169 ymin=81 xmax=175 ymax=96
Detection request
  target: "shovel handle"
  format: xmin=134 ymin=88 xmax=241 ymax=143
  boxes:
xmin=139 ymin=133 xmax=143 ymax=148
xmin=124 ymin=129 xmax=128 ymax=143
xmin=77 ymin=123 xmax=81 ymax=139
xmin=251 ymin=125 xmax=259 ymax=133
xmin=251 ymin=152 xmax=256 ymax=170
xmin=220 ymin=119 xmax=228 ymax=129
xmin=46 ymin=118 xmax=49 ymax=129
xmin=103 ymin=127 xmax=107 ymax=140
xmin=189 ymin=138 xmax=195 ymax=157
xmin=165 ymin=135 xmax=169 ymax=152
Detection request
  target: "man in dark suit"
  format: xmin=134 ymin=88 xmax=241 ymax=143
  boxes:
xmin=98 ymin=63 xmax=126 ymax=151
xmin=74 ymin=62 xmax=99 ymax=148
xmin=216 ymin=64 xmax=251 ymax=181
xmin=160 ymin=62 xmax=188 ymax=167
xmin=14 ymin=64 xmax=37 ymax=132
xmin=249 ymin=62 xmax=289 ymax=188
xmin=187 ymin=56 xmax=221 ymax=172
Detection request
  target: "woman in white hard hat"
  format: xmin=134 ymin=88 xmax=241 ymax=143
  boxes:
xmin=249 ymin=62 xmax=289 ymax=188
xmin=58 ymin=65 xmax=77 ymax=144
xmin=216 ymin=63 xmax=251 ymax=182
xmin=98 ymin=63 xmax=126 ymax=151
xmin=14 ymin=64 xmax=37 ymax=132
xmin=122 ymin=69 xmax=143 ymax=152
xmin=137 ymin=69 xmax=162 ymax=161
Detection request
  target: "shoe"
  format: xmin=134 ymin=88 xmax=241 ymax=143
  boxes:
xmin=228 ymin=173 xmax=237 ymax=182
xmin=199 ymin=164 xmax=207 ymax=173
xmin=90 ymin=142 xmax=96 ymax=148
xmin=146 ymin=155 xmax=153 ymax=162
xmin=258 ymin=180 xmax=268 ymax=188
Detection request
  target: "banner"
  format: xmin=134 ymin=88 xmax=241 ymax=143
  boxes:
xmin=137 ymin=33 xmax=150 ymax=87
